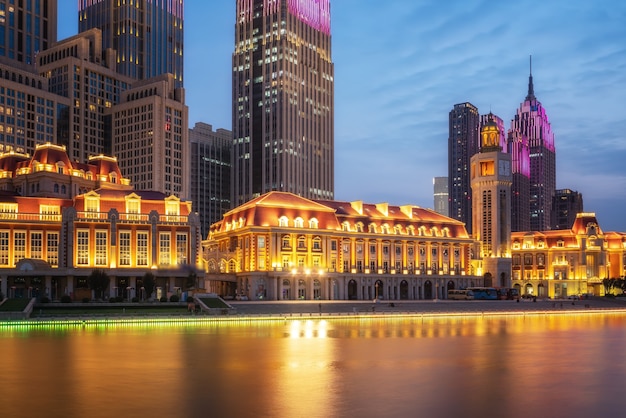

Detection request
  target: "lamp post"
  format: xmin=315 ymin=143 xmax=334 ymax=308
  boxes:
xmin=375 ymin=282 xmax=379 ymax=301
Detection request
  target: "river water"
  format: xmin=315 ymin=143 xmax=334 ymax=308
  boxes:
xmin=1 ymin=313 xmax=625 ymax=418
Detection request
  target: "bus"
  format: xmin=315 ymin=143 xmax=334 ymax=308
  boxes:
xmin=466 ymin=287 xmax=498 ymax=300
xmin=496 ymin=287 xmax=520 ymax=300
xmin=448 ymin=289 xmax=475 ymax=300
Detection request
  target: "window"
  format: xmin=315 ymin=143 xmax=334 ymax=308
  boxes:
xmin=282 ymin=235 xmax=291 ymax=249
xmin=159 ymin=232 xmax=171 ymax=265
xmin=76 ymin=230 xmax=89 ymax=265
xmin=0 ymin=231 xmax=8 ymax=265
xmin=294 ymin=217 xmax=304 ymax=228
xmin=30 ymin=232 xmax=43 ymax=259
xmin=95 ymin=231 xmax=107 ymax=266
xmin=176 ymin=233 xmax=188 ymax=265
xmin=279 ymin=216 xmax=288 ymax=227
xmin=137 ymin=231 xmax=148 ymax=266
xmin=125 ymin=194 xmax=141 ymax=219
xmin=46 ymin=232 xmax=59 ymax=266
xmin=342 ymin=222 xmax=350 ymax=232
xmin=85 ymin=194 xmax=100 ymax=214
xmin=40 ymin=204 xmax=60 ymax=221
xmin=0 ymin=203 xmax=17 ymax=220
xmin=297 ymin=236 xmax=306 ymax=249
xmin=258 ymin=236 xmax=266 ymax=249
xmin=15 ymin=232 xmax=26 ymax=264
xmin=312 ymin=237 xmax=321 ymax=250
xmin=119 ymin=231 xmax=131 ymax=266
xmin=331 ymin=240 xmax=337 ymax=251
xmin=309 ymin=218 xmax=319 ymax=229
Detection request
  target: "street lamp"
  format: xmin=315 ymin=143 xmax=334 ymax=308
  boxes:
xmin=375 ymin=282 xmax=379 ymax=301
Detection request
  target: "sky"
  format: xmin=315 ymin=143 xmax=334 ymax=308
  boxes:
xmin=58 ymin=0 xmax=626 ymax=232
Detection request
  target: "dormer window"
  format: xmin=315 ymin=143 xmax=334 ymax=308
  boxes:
xmin=165 ymin=196 xmax=180 ymax=218
xmin=56 ymin=162 xmax=65 ymax=174
xmin=110 ymin=172 xmax=117 ymax=184
xmin=278 ymin=216 xmax=288 ymax=227
xmin=309 ymin=218 xmax=319 ymax=229
xmin=294 ymin=217 xmax=304 ymax=228
xmin=125 ymin=193 xmax=141 ymax=219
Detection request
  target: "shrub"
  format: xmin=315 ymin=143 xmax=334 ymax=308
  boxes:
xmin=131 ymin=297 xmax=139 ymax=303
xmin=39 ymin=296 xmax=50 ymax=303
xmin=169 ymin=294 xmax=179 ymax=302
xmin=60 ymin=295 xmax=72 ymax=303
xmin=160 ymin=296 xmax=168 ymax=302
xmin=82 ymin=297 xmax=90 ymax=303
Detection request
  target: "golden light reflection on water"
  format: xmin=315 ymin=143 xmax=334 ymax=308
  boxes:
xmin=1 ymin=312 xmax=625 ymax=418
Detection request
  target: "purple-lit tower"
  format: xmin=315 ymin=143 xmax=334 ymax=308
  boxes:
xmin=509 ymin=58 xmax=555 ymax=231
xmin=232 ymin=0 xmax=334 ymax=205
xmin=507 ymin=128 xmax=530 ymax=232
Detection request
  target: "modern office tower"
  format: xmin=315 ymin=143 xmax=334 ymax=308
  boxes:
xmin=0 ymin=0 xmax=57 ymax=65
xmin=448 ymin=102 xmax=479 ymax=234
xmin=78 ymin=0 xmax=184 ymax=88
xmin=551 ymin=189 xmax=583 ymax=230
xmin=111 ymin=74 xmax=188 ymax=198
xmin=0 ymin=61 xmax=69 ymax=155
xmin=507 ymin=129 xmax=530 ymax=232
xmin=232 ymin=0 xmax=334 ymax=206
xmin=433 ymin=176 xmax=449 ymax=216
xmin=189 ymin=122 xmax=232 ymax=238
xmin=471 ymin=113 xmax=512 ymax=288
xmin=37 ymin=29 xmax=132 ymax=162
xmin=510 ymin=58 xmax=555 ymax=231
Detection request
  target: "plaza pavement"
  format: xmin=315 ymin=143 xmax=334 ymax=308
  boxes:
xmin=226 ymin=296 xmax=626 ymax=317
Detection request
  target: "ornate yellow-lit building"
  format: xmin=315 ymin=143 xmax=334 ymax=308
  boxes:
xmin=202 ymin=192 xmax=482 ymax=301
xmin=0 ymin=143 xmax=203 ymax=301
xmin=511 ymin=213 xmax=626 ymax=298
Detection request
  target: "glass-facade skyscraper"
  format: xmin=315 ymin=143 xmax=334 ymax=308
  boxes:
xmin=232 ymin=0 xmax=334 ymax=206
xmin=78 ymin=0 xmax=184 ymax=88
xmin=448 ymin=102 xmax=479 ymax=234
xmin=509 ymin=60 xmax=555 ymax=231
xmin=0 ymin=0 xmax=57 ymax=65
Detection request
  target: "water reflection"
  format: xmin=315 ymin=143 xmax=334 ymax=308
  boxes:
xmin=1 ymin=313 xmax=625 ymax=418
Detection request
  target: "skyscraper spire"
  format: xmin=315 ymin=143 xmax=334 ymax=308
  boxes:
xmin=526 ymin=55 xmax=536 ymax=101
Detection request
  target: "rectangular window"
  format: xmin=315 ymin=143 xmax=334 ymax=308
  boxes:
xmin=95 ymin=231 xmax=107 ymax=266
xmin=159 ymin=232 xmax=171 ymax=265
xmin=13 ymin=231 xmax=26 ymax=264
xmin=40 ymin=204 xmax=60 ymax=221
xmin=119 ymin=231 xmax=131 ymax=266
xmin=258 ymin=236 xmax=265 ymax=248
xmin=77 ymin=230 xmax=89 ymax=265
xmin=47 ymin=232 xmax=59 ymax=266
xmin=0 ymin=231 xmax=8 ymax=265
xmin=30 ymin=232 xmax=43 ymax=259
xmin=137 ymin=231 xmax=148 ymax=266
xmin=176 ymin=233 xmax=188 ymax=265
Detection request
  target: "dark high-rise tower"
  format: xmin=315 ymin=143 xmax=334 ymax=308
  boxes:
xmin=448 ymin=102 xmax=479 ymax=234
xmin=0 ymin=0 xmax=57 ymax=65
xmin=510 ymin=57 xmax=555 ymax=231
xmin=232 ymin=0 xmax=334 ymax=206
xmin=78 ymin=0 xmax=184 ymax=87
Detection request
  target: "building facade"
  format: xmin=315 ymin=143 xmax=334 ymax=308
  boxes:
xmin=232 ymin=0 xmax=334 ymax=206
xmin=0 ymin=143 xmax=203 ymax=301
xmin=110 ymin=73 xmax=189 ymax=199
xmin=189 ymin=122 xmax=232 ymax=238
xmin=507 ymin=127 xmax=530 ymax=232
xmin=511 ymin=213 xmax=626 ymax=298
xmin=78 ymin=0 xmax=184 ymax=88
xmin=470 ymin=113 xmax=512 ymax=287
xmin=203 ymin=191 xmax=481 ymax=301
xmin=509 ymin=59 xmax=555 ymax=231
xmin=551 ymin=189 xmax=583 ymax=230
xmin=433 ymin=176 xmax=448 ymax=217
xmin=448 ymin=102 xmax=479 ymax=234
xmin=0 ymin=0 xmax=57 ymax=65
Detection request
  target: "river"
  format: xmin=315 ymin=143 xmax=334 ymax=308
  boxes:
xmin=1 ymin=312 xmax=625 ymax=418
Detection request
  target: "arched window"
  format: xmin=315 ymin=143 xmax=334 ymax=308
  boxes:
xmin=342 ymin=221 xmax=350 ymax=232
xmin=297 ymin=236 xmax=307 ymax=249
xmin=312 ymin=236 xmax=322 ymax=251
xmin=294 ymin=217 xmax=304 ymax=228
xmin=309 ymin=218 xmax=319 ymax=229
xmin=282 ymin=235 xmax=291 ymax=249
xmin=381 ymin=224 xmax=390 ymax=234
xmin=278 ymin=216 xmax=289 ymax=227
xmin=54 ymin=184 xmax=59 ymax=193
xmin=355 ymin=222 xmax=364 ymax=233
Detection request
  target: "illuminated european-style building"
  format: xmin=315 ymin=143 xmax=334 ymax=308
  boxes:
xmin=232 ymin=0 xmax=334 ymax=206
xmin=0 ymin=143 xmax=202 ymax=301
xmin=511 ymin=213 xmax=626 ymax=298
xmin=202 ymin=191 xmax=481 ymax=301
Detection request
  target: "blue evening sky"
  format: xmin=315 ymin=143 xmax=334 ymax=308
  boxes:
xmin=58 ymin=1 xmax=626 ymax=231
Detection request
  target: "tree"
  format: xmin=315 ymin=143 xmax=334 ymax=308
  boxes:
xmin=88 ymin=269 xmax=110 ymax=300
xmin=142 ymin=272 xmax=156 ymax=300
